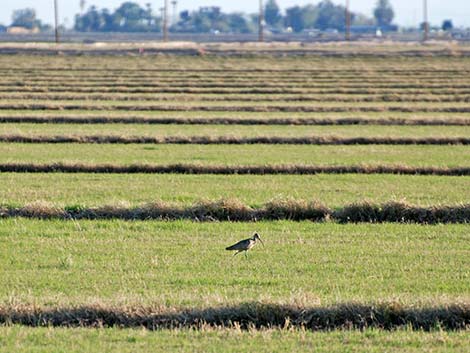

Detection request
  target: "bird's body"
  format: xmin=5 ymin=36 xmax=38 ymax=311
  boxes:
xmin=226 ymin=233 xmax=264 ymax=257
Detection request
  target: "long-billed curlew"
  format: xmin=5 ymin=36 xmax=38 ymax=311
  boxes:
xmin=226 ymin=232 xmax=264 ymax=257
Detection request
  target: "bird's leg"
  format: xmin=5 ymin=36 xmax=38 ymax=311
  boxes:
xmin=244 ymin=251 xmax=248 ymax=259
xmin=233 ymin=251 xmax=241 ymax=257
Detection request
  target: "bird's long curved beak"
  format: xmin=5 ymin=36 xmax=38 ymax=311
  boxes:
xmin=258 ymin=237 xmax=264 ymax=247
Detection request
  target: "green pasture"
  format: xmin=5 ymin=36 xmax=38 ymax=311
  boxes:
xmin=1 ymin=53 xmax=470 ymax=348
xmin=2 ymin=109 xmax=469 ymax=123
xmin=1 ymin=326 xmax=469 ymax=353
xmin=0 ymin=143 xmax=468 ymax=167
xmin=1 ymin=219 xmax=469 ymax=307
xmin=0 ymin=173 xmax=468 ymax=207
xmin=1 ymin=123 xmax=470 ymax=139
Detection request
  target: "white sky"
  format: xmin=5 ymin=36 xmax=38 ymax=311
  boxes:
xmin=1 ymin=0 xmax=469 ymax=28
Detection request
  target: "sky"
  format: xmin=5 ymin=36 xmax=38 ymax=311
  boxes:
xmin=1 ymin=0 xmax=469 ymax=28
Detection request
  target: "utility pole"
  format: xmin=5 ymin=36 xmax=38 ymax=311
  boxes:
xmin=171 ymin=0 xmax=178 ymax=26
xmin=80 ymin=0 xmax=86 ymax=14
xmin=54 ymin=0 xmax=60 ymax=43
xmin=259 ymin=0 xmax=264 ymax=42
xmin=163 ymin=0 xmax=169 ymax=42
xmin=345 ymin=0 xmax=351 ymax=41
xmin=423 ymin=0 xmax=429 ymax=41
xmin=159 ymin=7 xmax=164 ymax=22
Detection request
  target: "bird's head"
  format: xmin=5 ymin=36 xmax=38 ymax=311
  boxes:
xmin=253 ymin=232 xmax=264 ymax=246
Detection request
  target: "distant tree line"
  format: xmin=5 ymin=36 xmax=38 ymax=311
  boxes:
xmin=1 ymin=0 xmax=458 ymax=34
xmin=74 ymin=2 xmax=160 ymax=32
xmin=73 ymin=0 xmax=395 ymax=33
xmin=5 ymin=8 xmax=51 ymax=31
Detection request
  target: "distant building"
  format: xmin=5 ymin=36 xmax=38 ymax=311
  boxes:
xmin=199 ymin=7 xmax=221 ymax=16
xmin=350 ymin=24 xmax=398 ymax=34
xmin=451 ymin=28 xmax=470 ymax=40
xmin=7 ymin=26 xmax=40 ymax=34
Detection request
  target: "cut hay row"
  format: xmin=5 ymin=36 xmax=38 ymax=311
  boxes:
xmin=1 ymin=134 xmax=470 ymax=145
xmin=0 ymin=199 xmax=329 ymax=221
xmin=1 ymin=302 xmax=470 ymax=330
xmin=11 ymin=46 xmax=463 ymax=57
xmin=1 ymin=116 xmax=468 ymax=126
xmin=5 ymin=82 xmax=470 ymax=90
xmin=3 ymin=93 xmax=470 ymax=103
xmin=4 ymin=78 xmax=467 ymax=85
xmin=4 ymin=75 xmax=468 ymax=80
xmin=1 ymin=67 xmax=468 ymax=74
xmin=3 ymin=78 xmax=467 ymax=86
xmin=1 ymin=199 xmax=470 ymax=223
xmin=0 ymin=162 xmax=469 ymax=176
xmin=4 ymin=87 xmax=470 ymax=95
xmin=2 ymin=69 xmax=467 ymax=76
xmin=2 ymin=103 xmax=470 ymax=113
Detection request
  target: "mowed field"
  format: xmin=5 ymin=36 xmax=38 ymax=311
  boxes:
xmin=0 ymin=53 xmax=469 ymax=352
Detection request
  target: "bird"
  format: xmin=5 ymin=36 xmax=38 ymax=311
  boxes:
xmin=226 ymin=232 xmax=264 ymax=258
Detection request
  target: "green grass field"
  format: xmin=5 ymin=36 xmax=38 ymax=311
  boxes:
xmin=1 ymin=327 xmax=469 ymax=353
xmin=1 ymin=219 xmax=469 ymax=307
xmin=1 ymin=53 xmax=469 ymax=350
xmin=1 ymin=143 xmax=469 ymax=167
xmin=0 ymin=173 xmax=469 ymax=207
xmin=3 ymin=100 xmax=470 ymax=112
xmin=1 ymin=123 xmax=470 ymax=138
xmin=2 ymin=109 xmax=470 ymax=125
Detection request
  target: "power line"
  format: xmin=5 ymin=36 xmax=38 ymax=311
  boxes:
xmin=345 ymin=0 xmax=351 ymax=41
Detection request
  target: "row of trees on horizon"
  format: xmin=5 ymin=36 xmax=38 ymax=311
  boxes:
xmin=73 ymin=0 xmax=396 ymax=33
xmin=3 ymin=0 xmax=455 ymax=34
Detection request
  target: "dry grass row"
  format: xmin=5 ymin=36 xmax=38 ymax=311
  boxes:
xmin=5 ymin=82 xmax=470 ymax=89
xmin=1 ymin=134 xmax=470 ymax=145
xmin=0 ymin=162 xmax=470 ymax=176
xmin=1 ymin=200 xmax=469 ymax=223
xmin=0 ymin=70 xmax=470 ymax=79
xmin=5 ymin=78 xmax=468 ymax=85
xmin=1 ymin=302 xmax=469 ymax=330
xmin=1 ymin=67 xmax=468 ymax=73
xmin=4 ymin=87 xmax=470 ymax=95
xmin=3 ymin=93 xmax=470 ymax=103
xmin=1 ymin=116 xmax=469 ymax=126
xmin=2 ymin=104 xmax=470 ymax=113
xmin=4 ymin=75 xmax=466 ymax=80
